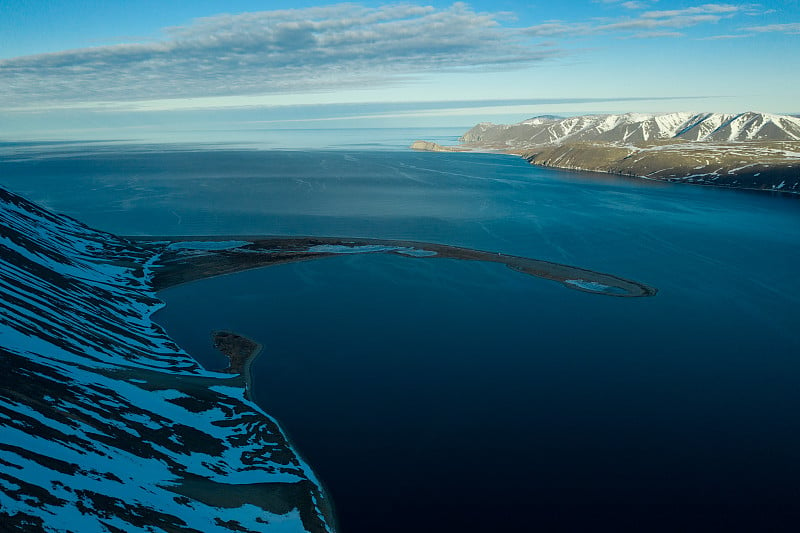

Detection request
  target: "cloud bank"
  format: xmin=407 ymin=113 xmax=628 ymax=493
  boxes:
xmin=0 ymin=3 xmax=553 ymax=107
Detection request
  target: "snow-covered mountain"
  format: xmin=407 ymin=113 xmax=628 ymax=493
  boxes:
xmin=0 ymin=186 xmax=334 ymax=532
xmin=461 ymin=112 xmax=800 ymax=148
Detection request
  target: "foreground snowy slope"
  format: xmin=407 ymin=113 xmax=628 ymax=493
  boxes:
xmin=0 ymin=186 xmax=334 ymax=532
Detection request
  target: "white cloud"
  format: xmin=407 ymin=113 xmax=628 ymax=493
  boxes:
xmin=627 ymin=30 xmax=686 ymax=38
xmin=596 ymin=0 xmax=656 ymax=5
xmin=524 ymin=3 xmax=764 ymax=37
xmin=697 ymin=33 xmax=754 ymax=39
xmin=598 ymin=13 xmax=727 ymax=31
xmin=744 ymin=22 xmax=800 ymax=34
xmin=640 ymin=4 xmax=746 ymax=18
xmin=0 ymin=3 xmax=554 ymax=107
xmin=523 ymin=21 xmax=588 ymax=37
xmin=620 ymin=2 xmax=651 ymax=9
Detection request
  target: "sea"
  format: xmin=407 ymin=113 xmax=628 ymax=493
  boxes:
xmin=2 ymin=128 xmax=800 ymax=530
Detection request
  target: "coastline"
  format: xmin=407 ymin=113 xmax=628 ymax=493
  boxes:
xmin=520 ymin=148 xmax=800 ymax=197
xmin=207 ymin=329 xmax=339 ymax=530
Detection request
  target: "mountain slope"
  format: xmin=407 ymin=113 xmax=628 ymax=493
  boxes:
xmin=522 ymin=141 xmax=800 ymax=192
xmin=444 ymin=112 xmax=800 ymax=193
xmin=0 ymin=186 xmax=334 ymax=532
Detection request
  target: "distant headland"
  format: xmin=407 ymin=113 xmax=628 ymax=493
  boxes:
xmin=413 ymin=112 xmax=800 ymax=194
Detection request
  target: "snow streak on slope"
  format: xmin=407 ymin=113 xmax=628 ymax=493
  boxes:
xmin=461 ymin=112 xmax=800 ymax=148
xmin=0 ymin=186 xmax=334 ymax=532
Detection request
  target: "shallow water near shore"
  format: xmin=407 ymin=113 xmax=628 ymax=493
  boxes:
xmin=4 ymin=134 xmax=800 ymax=529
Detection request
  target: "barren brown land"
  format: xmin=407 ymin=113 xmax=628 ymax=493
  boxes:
xmin=520 ymin=140 xmax=800 ymax=191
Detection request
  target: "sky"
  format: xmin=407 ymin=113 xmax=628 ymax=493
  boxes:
xmin=1 ymin=1 xmax=798 ymax=140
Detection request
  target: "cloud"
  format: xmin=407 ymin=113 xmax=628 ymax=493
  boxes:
xmin=0 ymin=3 xmax=554 ymax=107
xmin=596 ymin=0 xmax=656 ymax=6
xmin=640 ymin=4 xmax=746 ymax=18
xmin=598 ymin=13 xmax=728 ymax=31
xmin=744 ymin=22 xmax=800 ymax=34
xmin=700 ymin=20 xmax=800 ymax=39
xmin=697 ymin=33 xmax=753 ymax=39
xmin=619 ymin=2 xmax=651 ymax=9
xmin=627 ymin=30 xmax=686 ymax=38
xmin=523 ymin=22 xmax=588 ymax=37
xmin=524 ymin=3 xmax=763 ymax=38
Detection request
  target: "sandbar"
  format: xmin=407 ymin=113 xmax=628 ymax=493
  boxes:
xmin=134 ymin=235 xmax=658 ymax=298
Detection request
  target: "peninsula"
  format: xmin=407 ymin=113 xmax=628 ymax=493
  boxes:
xmin=413 ymin=112 xmax=800 ymax=193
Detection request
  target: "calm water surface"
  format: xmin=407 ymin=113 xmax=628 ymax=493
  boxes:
xmin=2 ymin=133 xmax=800 ymax=530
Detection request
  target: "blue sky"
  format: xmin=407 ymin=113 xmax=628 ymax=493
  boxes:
xmin=1 ymin=1 xmax=798 ymax=140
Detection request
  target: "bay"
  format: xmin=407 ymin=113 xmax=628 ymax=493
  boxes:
xmin=3 ymin=132 xmax=800 ymax=529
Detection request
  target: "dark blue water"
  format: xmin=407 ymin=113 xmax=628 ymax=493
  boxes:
xmin=3 ymin=138 xmax=800 ymax=529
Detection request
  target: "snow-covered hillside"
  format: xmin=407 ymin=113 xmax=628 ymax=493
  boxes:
xmin=0 ymin=186 xmax=334 ymax=532
xmin=461 ymin=112 xmax=800 ymax=147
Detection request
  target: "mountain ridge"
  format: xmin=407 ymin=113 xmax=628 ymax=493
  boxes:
xmin=461 ymin=112 xmax=800 ymax=147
